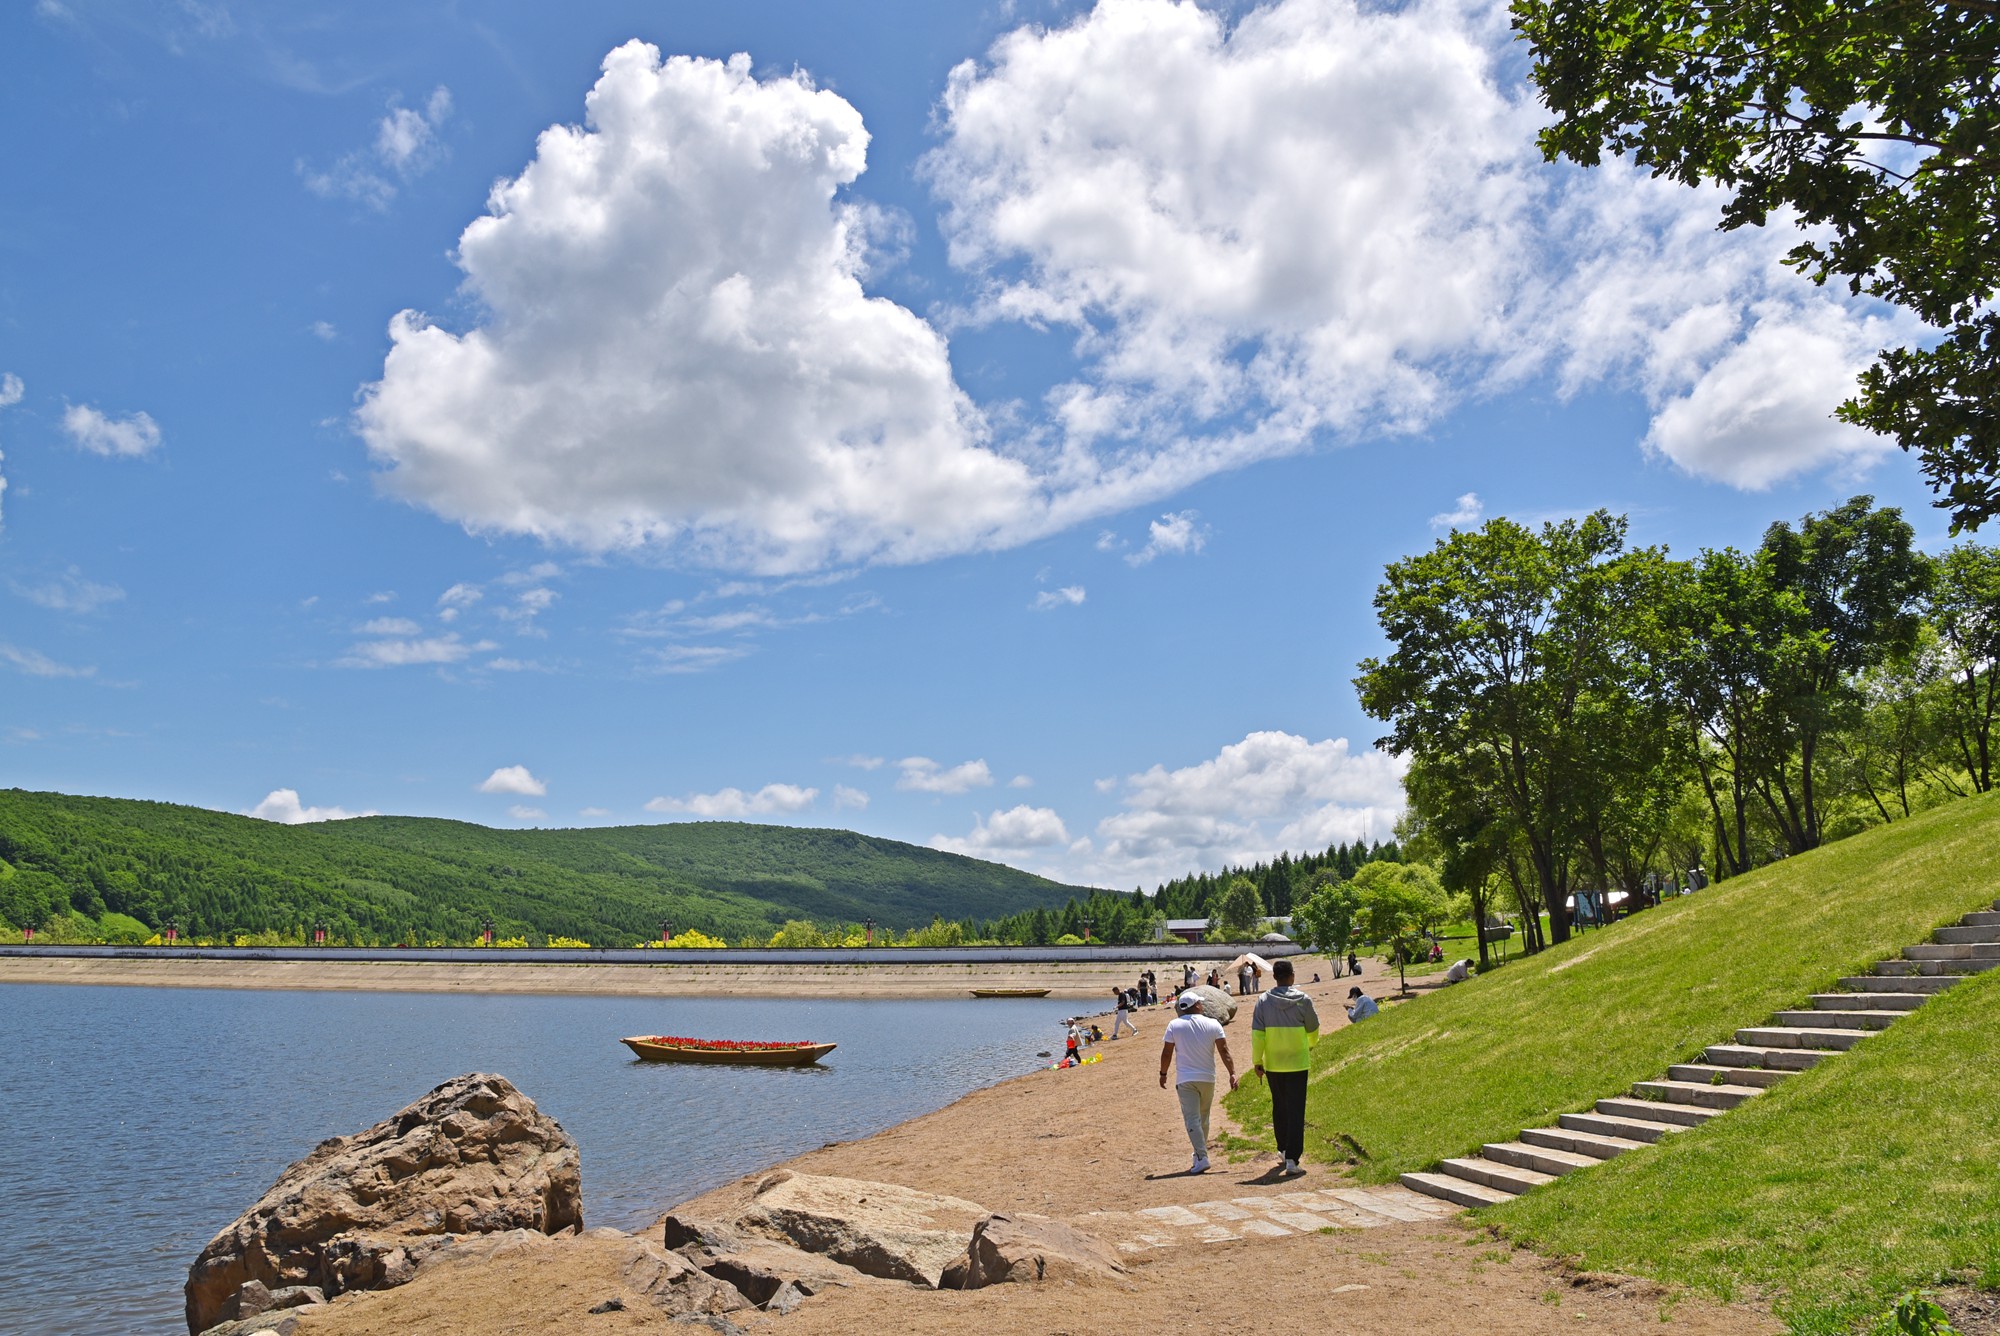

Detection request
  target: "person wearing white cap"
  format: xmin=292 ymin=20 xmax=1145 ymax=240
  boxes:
xmin=1158 ymin=992 xmax=1238 ymax=1174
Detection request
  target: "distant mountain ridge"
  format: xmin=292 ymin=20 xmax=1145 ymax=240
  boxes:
xmin=0 ymin=789 xmax=1094 ymax=945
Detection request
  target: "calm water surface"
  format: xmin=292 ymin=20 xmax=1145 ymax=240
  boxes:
xmin=0 ymin=985 xmax=1073 ymax=1335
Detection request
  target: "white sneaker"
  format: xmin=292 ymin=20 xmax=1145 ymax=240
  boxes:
xmin=1190 ymin=1157 xmax=1210 ymax=1174
xmin=1283 ymin=1158 xmax=1305 ymax=1177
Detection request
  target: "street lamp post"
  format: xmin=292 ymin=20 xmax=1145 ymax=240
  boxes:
xmin=659 ymin=919 xmax=674 ymax=945
xmin=1082 ymin=916 xmax=1093 ymax=944
xmin=481 ymin=917 xmax=496 ymax=947
xmin=864 ymin=918 xmax=875 ymax=946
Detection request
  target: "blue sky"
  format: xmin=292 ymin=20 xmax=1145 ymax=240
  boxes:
xmin=0 ymin=0 xmax=1951 ymax=890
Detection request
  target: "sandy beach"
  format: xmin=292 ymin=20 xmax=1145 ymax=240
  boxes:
xmin=279 ymin=962 xmax=1782 ymax=1335
xmin=0 ymin=955 xmax=1225 ymax=999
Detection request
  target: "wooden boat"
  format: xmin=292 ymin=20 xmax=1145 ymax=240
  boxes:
xmin=620 ymin=1035 xmax=836 ymax=1066
xmin=969 ymin=987 xmax=1051 ymax=998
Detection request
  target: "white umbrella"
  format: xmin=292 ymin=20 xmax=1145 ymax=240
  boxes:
xmin=1227 ymin=951 xmax=1273 ymax=977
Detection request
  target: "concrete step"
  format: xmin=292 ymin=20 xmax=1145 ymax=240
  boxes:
xmin=1961 ymin=911 xmax=2000 ymax=927
xmin=1632 ymin=1078 xmax=1763 ymax=1109
xmin=1876 ymin=957 xmax=1991 ymax=976
xmin=1439 ymin=1156 xmax=1555 ymax=1195
xmin=1400 ymin=1171 xmax=1511 ymax=1208
xmin=1668 ymin=1063 xmax=1790 ymax=1088
xmin=1558 ymin=1110 xmax=1684 ymax=1143
xmin=1905 ymin=943 xmax=2000 ymax=960
xmin=1482 ymin=1140 xmax=1602 ymax=1177
xmin=1597 ymin=1096 xmax=1718 ymax=1127
xmin=1934 ymin=925 xmax=2000 ymax=944
xmin=1520 ymin=1125 xmax=1650 ymax=1160
xmin=1704 ymin=1043 xmax=1833 ymax=1071
xmin=1844 ymin=973 xmax=1959 ymax=992
xmin=1736 ymin=1025 xmax=1868 ymax=1051
xmin=1773 ymin=1009 xmax=1899 ymax=1031
xmin=1811 ymin=991 xmax=1928 ymax=1011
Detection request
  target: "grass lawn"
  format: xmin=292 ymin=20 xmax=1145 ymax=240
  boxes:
xmin=1225 ymin=790 xmax=2000 ymax=1328
xmin=1487 ymin=961 xmax=2000 ymax=1333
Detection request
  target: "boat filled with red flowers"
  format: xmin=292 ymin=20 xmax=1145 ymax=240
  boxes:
xmin=619 ymin=1035 xmax=837 ymax=1066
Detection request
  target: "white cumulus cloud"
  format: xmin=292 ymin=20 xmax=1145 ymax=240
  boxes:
xmin=358 ymin=43 xmax=1036 ymax=573
xmin=337 ymin=632 xmax=495 ymax=668
xmin=645 ymin=782 xmax=819 ymax=818
xmin=63 ymin=403 xmax=162 ymax=457
xmin=478 ymin=764 xmax=547 ymax=796
xmin=508 ymin=804 xmax=547 ymax=822
xmin=1032 ymin=585 xmax=1086 ymax=610
xmin=302 ymin=86 xmax=452 ymax=209
xmin=932 ymin=804 xmax=1072 ymax=858
xmin=1429 ymin=492 xmax=1484 ymax=530
xmin=1079 ymin=730 xmax=1407 ymax=885
xmin=247 ymin=789 xmax=375 ymax=824
xmin=1127 ymin=510 xmax=1207 ymax=565
xmin=928 ymin=0 xmax=1901 ymax=513
xmin=833 ymin=784 xmax=870 ymax=810
xmin=896 ymin=756 xmax=994 ymax=794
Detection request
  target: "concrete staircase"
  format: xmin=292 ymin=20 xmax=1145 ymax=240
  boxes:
xmin=1400 ymin=898 xmax=2000 ymax=1210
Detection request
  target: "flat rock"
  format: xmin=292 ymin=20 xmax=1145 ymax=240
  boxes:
xmin=737 ymin=1173 xmax=990 ymax=1288
xmin=685 ymin=1236 xmax=872 ymax=1306
xmin=941 ymin=1212 xmax=1127 ymax=1290
xmin=184 ymin=1072 xmax=581 ymax=1334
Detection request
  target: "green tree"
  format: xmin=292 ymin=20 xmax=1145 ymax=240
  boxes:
xmin=1929 ymin=542 xmax=2000 ymax=791
xmin=1291 ymin=872 xmax=1362 ymax=962
xmin=1513 ymin=0 xmax=2000 ymax=529
xmin=1356 ymin=511 xmax=1663 ymax=944
xmin=1213 ymin=876 xmax=1265 ymax=940
xmin=767 ymin=920 xmax=827 ymax=948
xmin=1350 ymin=861 xmax=1451 ymax=993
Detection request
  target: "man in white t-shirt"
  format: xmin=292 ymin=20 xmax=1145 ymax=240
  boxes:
xmin=1158 ymin=993 xmax=1239 ymax=1174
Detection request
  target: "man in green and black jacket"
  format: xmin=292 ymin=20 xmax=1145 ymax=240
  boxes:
xmin=1251 ymin=957 xmax=1320 ymax=1177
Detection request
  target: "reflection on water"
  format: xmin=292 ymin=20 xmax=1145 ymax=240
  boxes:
xmin=0 ymin=985 xmax=1069 ymax=1336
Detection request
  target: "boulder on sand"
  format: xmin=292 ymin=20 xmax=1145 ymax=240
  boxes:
xmin=184 ymin=1072 xmax=582 ymax=1334
xmin=738 ymin=1172 xmax=989 ymax=1288
xmin=1178 ymin=984 xmax=1238 ymax=1024
xmin=941 ymin=1212 xmax=1126 ymax=1289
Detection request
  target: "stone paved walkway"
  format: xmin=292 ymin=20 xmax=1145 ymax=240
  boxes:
xmin=1075 ymin=1182 xmax=1456 ymax=1253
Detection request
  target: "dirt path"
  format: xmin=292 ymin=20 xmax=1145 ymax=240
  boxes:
xmin=290 ymin=962 xmax=1782 ymax=1334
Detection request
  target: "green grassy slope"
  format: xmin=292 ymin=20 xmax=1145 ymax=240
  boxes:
xmin=0 ymin=789 xmax=1091 ymax=944
xmin=1488 ymin=962 xmax=2000 ymax=1333
xmin=1227 ymin=788 xmax=2000 ymax=1175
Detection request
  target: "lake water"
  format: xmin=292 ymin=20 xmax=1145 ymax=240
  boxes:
xmin=0 ymin=985 xmax=1074 ymax=1335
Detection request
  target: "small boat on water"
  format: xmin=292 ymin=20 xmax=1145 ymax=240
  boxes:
xmin=969 ymin=987 xmax=1051 ymax=998
xmin=620 ymin=1035 xmax=836 ymax=1066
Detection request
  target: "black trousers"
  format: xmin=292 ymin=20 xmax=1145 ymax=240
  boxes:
xmin=1268 ymin=1069 xmax=1308 ymax=1163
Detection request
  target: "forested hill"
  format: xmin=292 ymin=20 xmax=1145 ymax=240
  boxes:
xmin=0 ymin=789 xmax=1093 ymax=946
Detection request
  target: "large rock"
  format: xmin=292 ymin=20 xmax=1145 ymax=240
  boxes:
xmin=941 ymin=1212 xmax=1127 ymax=1290
xmin=185 ymin=1072 xmax=582 ymax=1334
xmin=1179 ymin=984 xmax=1239 ymax=1024
xmin=737 ymin=1172 xmax=989 ymax=1288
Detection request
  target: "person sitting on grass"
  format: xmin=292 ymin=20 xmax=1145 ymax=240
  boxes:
xmin=1345 ymin=987 xmax=1379 ymax=1022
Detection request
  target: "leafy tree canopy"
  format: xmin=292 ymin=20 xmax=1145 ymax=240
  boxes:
xmin=1512 ymin=0 xmax=2000 ymax=529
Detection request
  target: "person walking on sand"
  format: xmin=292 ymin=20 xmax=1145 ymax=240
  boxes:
xmin=1064 ymin=1019 xmax=1083 ymax=1066
xmin=1159 ymin=993 xmax=1237 ymax=1174
xmin=1111 ymin=986 xmax=1139 ymax=1038
xmin=1252 ymin=958 xmax=1320 ymax=1178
